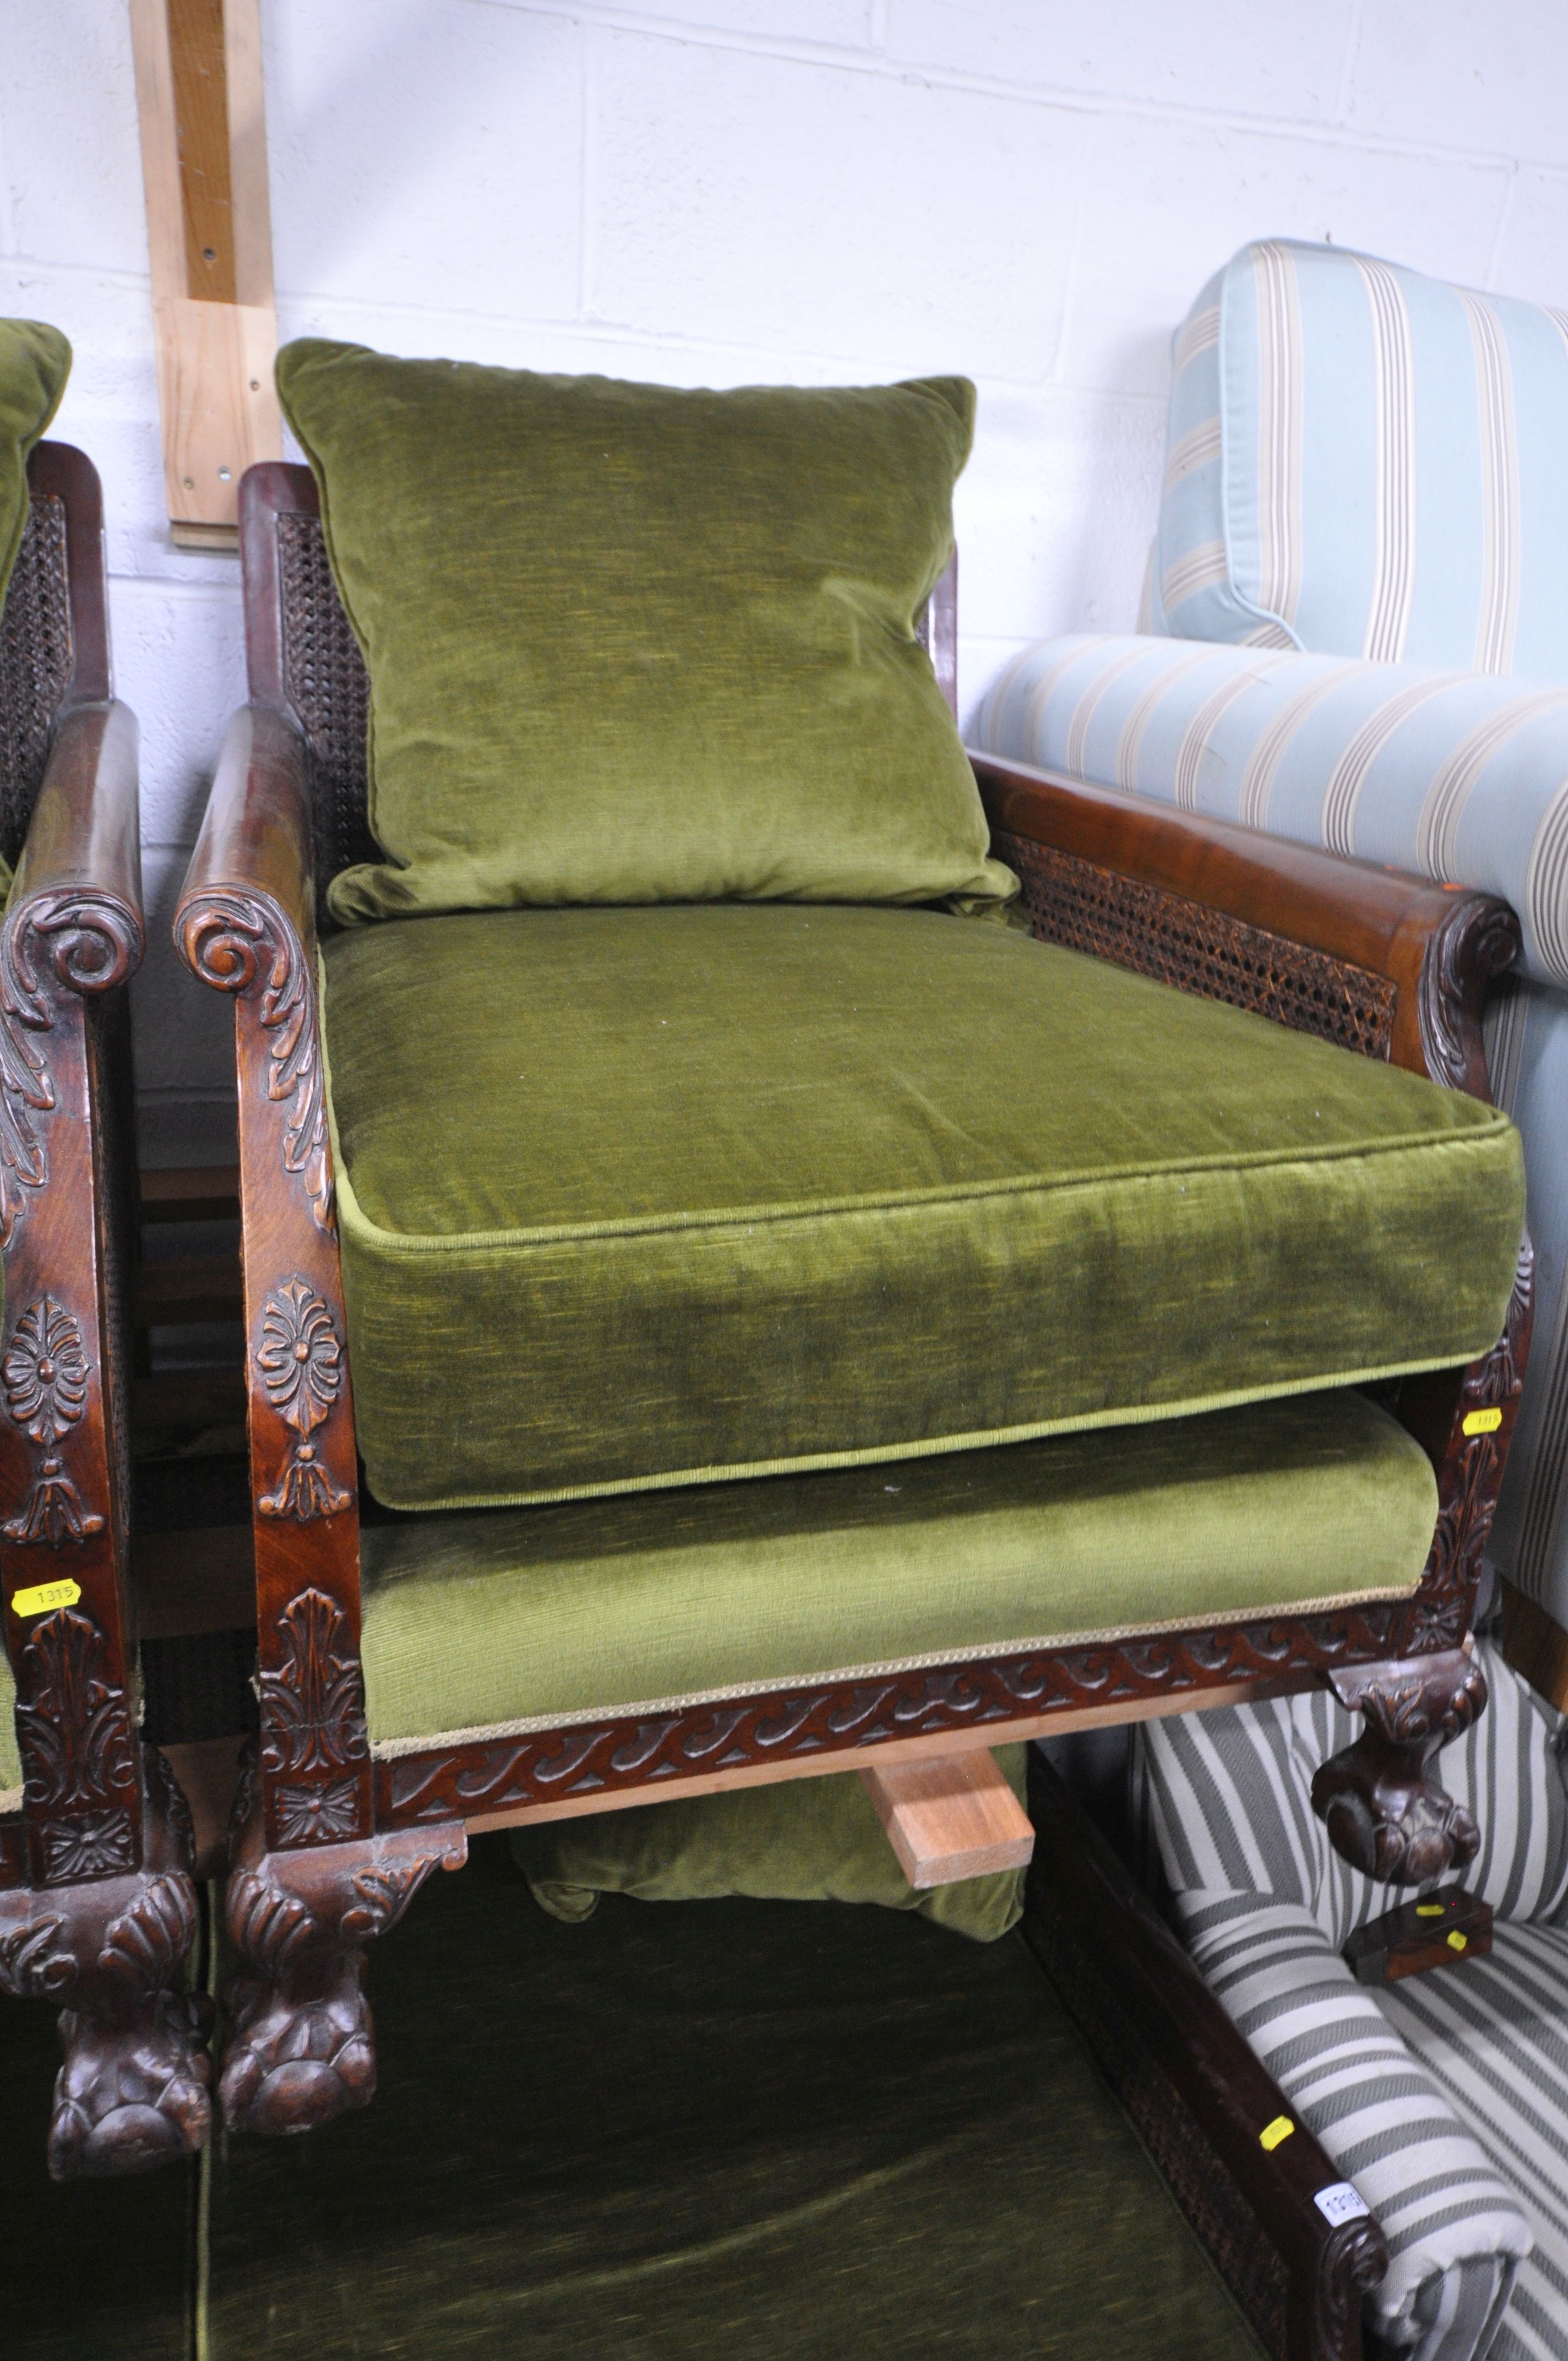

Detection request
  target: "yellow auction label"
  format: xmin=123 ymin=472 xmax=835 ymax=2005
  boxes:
xmin=1259 ymin=2116 xmax=1295 ymax=2151
xmin=1416 ymin=1903 xmax=1445 ymax=1917
xmin=1462 ymin=1407 xmax=1502 ymax=1437
xmin=1447 ymin=1930 xmax=1468 ymax=1953
xmin=10 ymin=1578 xmax=81 ymax=1618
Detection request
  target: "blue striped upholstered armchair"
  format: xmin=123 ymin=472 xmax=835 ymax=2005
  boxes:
xmin=977 ymin=239 xmax=1568 ymax=1634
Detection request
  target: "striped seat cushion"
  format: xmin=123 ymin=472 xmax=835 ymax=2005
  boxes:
xmin=1381 ymin=1924 xmax=1568 ymax=2361
xmin=1174 ymin=1890 xmax=1527 ymax=2358
xmin=1145 ymin=240 xmax=1568 ymax=679
xmin=974 ymin=633 xmax=1568 ymax=992
xmin=1133 ymin=1640 xmax=1568 ymax=2358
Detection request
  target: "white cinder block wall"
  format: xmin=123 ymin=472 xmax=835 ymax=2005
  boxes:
xmin=6 ymin=0 xmax=1568 ymax=1161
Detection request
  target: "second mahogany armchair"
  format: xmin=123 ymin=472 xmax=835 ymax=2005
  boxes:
xmin=0 ymin=333 xmax=205 ymax=2179
xmin=177 ymin=342 xmax=1528 ymax=2150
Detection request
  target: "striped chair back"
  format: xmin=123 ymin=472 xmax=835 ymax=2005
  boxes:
xmin=1133 ymin=1636 xmax=1568 ymax=1945
xmin=1150 ymin=240 xmax=1568 ymax=683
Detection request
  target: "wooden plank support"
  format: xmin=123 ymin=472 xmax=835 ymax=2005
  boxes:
xmin=129 ymin=0 xmax=280 ymax=547
xmin=859 ymin=1749 xmax=1036 ymax=1889
xmin=140 ymin=1163 xmax=242 ymax=1222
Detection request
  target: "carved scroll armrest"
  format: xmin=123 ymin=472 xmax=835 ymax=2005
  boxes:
xmin=175 ymin=708 xmax=366 ymax=1864
xmin=1025 ymin=1754 xmax=1387 ymax=2361
xmin=179 ymin=704 xmax=314 ymax=951
xmin=7 ymin=701 xmax=144 ymax=997
xmin=175 ymin=705 xmax=330 ymax=1228
xmin=972 ymin=753 xmax=1520 ymax=1094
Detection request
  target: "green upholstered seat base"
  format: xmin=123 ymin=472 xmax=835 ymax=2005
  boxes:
xmin=362 ymin=1389 xmax=1436 ymax=1751
xmin=324 ymin=902 xmax=1523 ymax=1513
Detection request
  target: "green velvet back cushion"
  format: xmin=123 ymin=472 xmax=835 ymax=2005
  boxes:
xmin=513 ymin=1746 xmax=1028 ymax=1944
xmin=0 ymin=319 xmax=68 ymax=604
xmin=276 ymin=341 xmax=1015 ymax=923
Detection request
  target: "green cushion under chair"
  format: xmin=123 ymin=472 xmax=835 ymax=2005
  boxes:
xmin=0 ymin=317 xmax=68 ymax=608
xmin=512 ymin=1744 xmax=1030 ymax=1944
xmin=276 ymin=340 xmax=1014 ymax=923
xmin=322 ymin=902 xmax=1522 ymax=1511
xmin=0 ymin=1645 xmax=18 ymax=1795
xmin=360 ymin=1389 xmax=1437 ymax=1754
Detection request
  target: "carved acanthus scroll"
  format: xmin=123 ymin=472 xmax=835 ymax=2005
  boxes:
xmin=1417 ymin=894 xmax=1523 ymax=1093
xmin=259 ymin=1588 xmax=369 ymax=1851
xmin=12 ymin=1609 xmax=139 ymax=1884
xmin=0 ymin=889 xmax=141 ymax=1245
xmin=1402 ymin=1237 xmax=1533 ymax=1657
xmin=178 ymin=889 xmax=333 ymax=1227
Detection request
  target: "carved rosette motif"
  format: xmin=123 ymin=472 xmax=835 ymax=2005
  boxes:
xmin=260 ymin=1588 xmax=369 ymax=1850
xmin=274 ymin=1778 xmax=363 ymax=1846
xmin=13 ymin=1609 xmax=138 ymax=1883
xmin=177 ymin=889 xmax=333 ymax=1228
xmin=253 ymin=1279 xmax=351 ymax=1520
xmin=0 ymin=889 xmax=141 ymax=1245
xmin=1 ymin=1294 xmax=105 ymax=1545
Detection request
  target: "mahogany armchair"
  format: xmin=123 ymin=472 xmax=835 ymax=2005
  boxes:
xmin=0 ymin=444 xmax=206 ymax=2179
xmin=176 ymin=372 xmax=1527 ymax=2152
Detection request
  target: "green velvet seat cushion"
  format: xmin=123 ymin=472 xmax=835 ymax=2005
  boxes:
xmin=0 ymin=1641 xmax=18 ymax=1794
xmin=0 ymin=317 xmax=68 ymax=607
xmin=361 ymin=1389 xmax=1436 ymax=1751
xmin=199 ymin=1845 xmax=1264 ymax=2360
xmin=277 ymin=341 xmax=1014 ymax=923
xmin=514 ymin=1744 xmax=1028 ymax=1944
xmin=323 ymin=902 xmax=1523 ymax=1510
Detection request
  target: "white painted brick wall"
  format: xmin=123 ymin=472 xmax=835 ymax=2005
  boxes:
xmin=1 ymin=0 xmax=1562 ymax=1157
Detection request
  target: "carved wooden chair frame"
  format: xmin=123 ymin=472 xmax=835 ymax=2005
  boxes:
xmin=174 ymin=459 xmax=1530 ymax=2158
xmin=0 ymin=445 xmax=211 ymax=2180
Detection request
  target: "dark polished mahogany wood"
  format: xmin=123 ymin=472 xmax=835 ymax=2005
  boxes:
xmin=175 ymin=458 xmax=1533 ymax=2142
xmin=1026 ymin=1754 xmax=1387 ymax=2361
xmin=0 ymin=448 xmax=208 ymax=2179
xmin=218 ymin=1745 xmax=462 ymax=2136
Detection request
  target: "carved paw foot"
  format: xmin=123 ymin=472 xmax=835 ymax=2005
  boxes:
xmin=1311 ymin=1649 xmax=1487 ymax=1883
xmin=48 ymin=1985 xmax=214 ymax=2179
xmin=218 ymin=1774 xmax=464 ymax=2139
xmin=0 ymin=1747 xmax=213 ymax=2178
xmin=219 ymin=1963 xmax=375 ymax=2136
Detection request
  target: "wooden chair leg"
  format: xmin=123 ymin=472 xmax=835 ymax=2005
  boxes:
xmin=217 ymin=1755 xmax=465 ymax=2137
xmin=1311 ymin=1649 xmax=1488 ymax=1883
xmin=0 ymin=1746 xmax=211 ymax=2178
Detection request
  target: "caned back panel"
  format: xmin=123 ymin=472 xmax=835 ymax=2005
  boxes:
xmin=0 ymin=493 xmax=73 ymax=868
